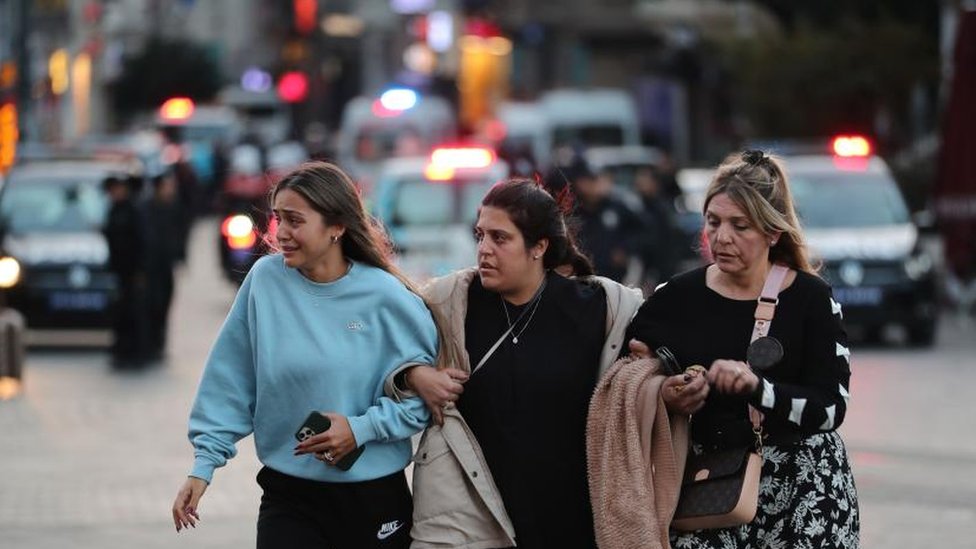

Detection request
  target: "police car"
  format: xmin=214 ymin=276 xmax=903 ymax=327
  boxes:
xmin=0 ymin=156 xmax=140 ymax=328
xmin=783 ymin=136 xmax=938 ymax=346
xmin=372 ymin=146 xmax=509 ymax=283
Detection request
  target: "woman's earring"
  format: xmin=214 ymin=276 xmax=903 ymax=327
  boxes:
xmin=331 ymin=235 xmax=339 ymax=243
xmin=533 ymin=255 xmax=540 ymax=260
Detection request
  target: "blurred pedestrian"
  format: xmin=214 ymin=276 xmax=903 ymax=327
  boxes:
xmin=143 ymin=170 xmax=182 ymax=359
xmin=102 ymin=176 xmax=149 ymax=368
xmin=626 ymin=150 xmax=860 ymax=548
xmin=394 ymin=178 xmax=644 ymax=548
xmin=633 ymin=166 xmax=681 ymax=287
xmin=171 ymin=158 xmax=199 ymax=262
xmin=654 ymin=149 xmax=684 ymax=204
xmin=171 ymin=162 xmax=439 ymax=548
xmin=571 ymin=163 xmax=645 ymax=282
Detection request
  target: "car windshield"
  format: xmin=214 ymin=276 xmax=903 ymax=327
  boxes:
xmin=355 ymin=127 xmax=427 ymax=162
xmin=1 ymin=173 xmax=109 ymax=233
xmin=601 ymin=163 xmax=654 ymax=191
xmin=391 ymin=178 xmax=495 ymax=226
xmin=790 ymin=171 xmax=911 ymax=228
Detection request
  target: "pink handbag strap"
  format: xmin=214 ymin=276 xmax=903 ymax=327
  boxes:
xmin=747 ymin=263 xmax=792 ymax=433
xmin=750 ymin=264 xmax=790 ymax=343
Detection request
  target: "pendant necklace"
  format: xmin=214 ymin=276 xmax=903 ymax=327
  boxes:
xmin=500 ymin=276 xmax=548 ymax=345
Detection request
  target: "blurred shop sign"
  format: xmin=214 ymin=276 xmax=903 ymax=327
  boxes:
xmin=0 ymin=101 xmax=17 ymax=173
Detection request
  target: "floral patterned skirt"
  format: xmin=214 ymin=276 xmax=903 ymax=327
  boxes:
xmin=671 ymin=431 xmax=860 ymax=549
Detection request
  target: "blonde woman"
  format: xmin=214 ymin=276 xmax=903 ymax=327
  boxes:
xmin=627 ymin=150 xmax=859 ymax=548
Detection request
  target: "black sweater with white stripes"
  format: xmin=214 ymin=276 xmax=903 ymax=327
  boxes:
xmin=625 ymin=265 xmax=852 ymax=450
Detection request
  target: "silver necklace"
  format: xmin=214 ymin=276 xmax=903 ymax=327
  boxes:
xmin=500 ymin=277 xmax=547 ymax=345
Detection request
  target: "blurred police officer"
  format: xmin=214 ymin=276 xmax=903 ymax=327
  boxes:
xmin=102 ymin=176 xmax=149 ymax=367
xmin=571 ymin=162 xmax=645 ymax=282
xmin=143 ymin=170 xmax=183 ymax=359
xmin=633 ymin=166 xmax=681 ymax=287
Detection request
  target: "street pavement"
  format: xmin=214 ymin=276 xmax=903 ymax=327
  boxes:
xmin=1 ymin=217 xmax=975 ymax=548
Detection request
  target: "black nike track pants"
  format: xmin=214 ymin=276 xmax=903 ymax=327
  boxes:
xmin=256 ymin=467 xmax=412 ymax=549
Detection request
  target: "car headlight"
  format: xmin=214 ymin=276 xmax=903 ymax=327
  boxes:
xmin=904 ymin=252 xmax=933 ymax=281
xmin=0 ymin=257 xmax=21 ymax=288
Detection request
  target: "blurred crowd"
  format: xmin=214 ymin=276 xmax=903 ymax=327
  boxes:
xmin=101 ymin=163 xmax=195 ymax=368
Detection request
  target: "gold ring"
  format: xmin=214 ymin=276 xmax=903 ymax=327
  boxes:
xmin=673 ymin=385 xmax=685 ymax=393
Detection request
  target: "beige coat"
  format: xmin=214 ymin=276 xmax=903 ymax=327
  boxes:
xmin=385 ymin=269 xmax=643 ymax=548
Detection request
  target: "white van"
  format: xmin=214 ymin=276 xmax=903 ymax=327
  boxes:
xmin=336 ymin=93 xmax=456 ymax=194
xmin=494 ymin=101 xmax=551 ymax=171
xmin=539 ymin=88 xmax=641 ymax=150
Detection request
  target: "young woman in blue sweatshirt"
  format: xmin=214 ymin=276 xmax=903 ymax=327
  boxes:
xmin=171 ymin=162 xmax=438 ymax=548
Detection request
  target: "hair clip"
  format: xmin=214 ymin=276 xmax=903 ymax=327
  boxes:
xmin=741 ymin=150 xmax=767 ymax=166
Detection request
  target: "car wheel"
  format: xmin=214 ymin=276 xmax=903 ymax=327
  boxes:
xmin=907 ymin=323 xmax=937 ymax=348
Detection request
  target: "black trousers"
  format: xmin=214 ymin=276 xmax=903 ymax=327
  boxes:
xmin=110 ymin=273 xmax=149 ymax=365
xmin=256 ymin=467 xmax=413 ymax=549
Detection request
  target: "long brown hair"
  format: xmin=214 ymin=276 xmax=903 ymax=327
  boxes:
xmin=703 ymin=151 xmax=819 ymax=275
xmin=271 ymin=162 xmax=452 ymax=365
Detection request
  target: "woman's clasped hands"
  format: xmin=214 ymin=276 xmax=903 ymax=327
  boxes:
xmin=628 ymin=339 xmax=758 ymax=415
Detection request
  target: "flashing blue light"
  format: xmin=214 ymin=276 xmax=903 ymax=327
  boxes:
xmin=241 ymin=68 xmax=272 ymax=92
xmin=380 ymin=88 xmax=418 ymax=111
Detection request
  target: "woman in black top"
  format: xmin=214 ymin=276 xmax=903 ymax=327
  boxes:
xmin=403 ymin=179 xmax=642 ymax=548
xmin=627 ymin=151 xmax=859 ymax=548
xmin=460 ymin=268 xmax=606 ymax=547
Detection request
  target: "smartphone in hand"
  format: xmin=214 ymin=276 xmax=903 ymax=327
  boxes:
xmin=295 ymin=411 xmax=366 ymax=471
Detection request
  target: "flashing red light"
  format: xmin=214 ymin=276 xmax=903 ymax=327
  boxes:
xmin=425 ymin=146 xmax=495 ymax=181
xmin=222 ymin=215 xmax=258 ymax=250
xmin=832 ymin=135 xmax=871 ymax=158
xmin=159 ymin=97 xmax=194 ymax=121
xmin=431 ymin=147 xmax=495 ymax=169
xmin=277 ymin=71 xmax=309 ymax=103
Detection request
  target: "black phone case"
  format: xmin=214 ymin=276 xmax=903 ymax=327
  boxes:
xmin=294 ymin=412 xmax=366 ymax=471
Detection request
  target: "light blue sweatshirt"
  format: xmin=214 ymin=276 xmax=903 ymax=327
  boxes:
xmin=188 ymin=254 xmax=437 ymax=483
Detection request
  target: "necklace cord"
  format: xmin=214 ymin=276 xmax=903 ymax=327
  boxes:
xmin=499 ymin=275 xmax=548 ymax=344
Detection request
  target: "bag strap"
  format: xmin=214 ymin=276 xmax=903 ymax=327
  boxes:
xmin=471 ymin=276 xmax=548 ymax=376
xmin=471 ymin=323 xmax=514 ymax=376
xmin=747 ymin=263 xmax=792 ymax=439
xmin=750 ymin=264 xmax=790 ymax=343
